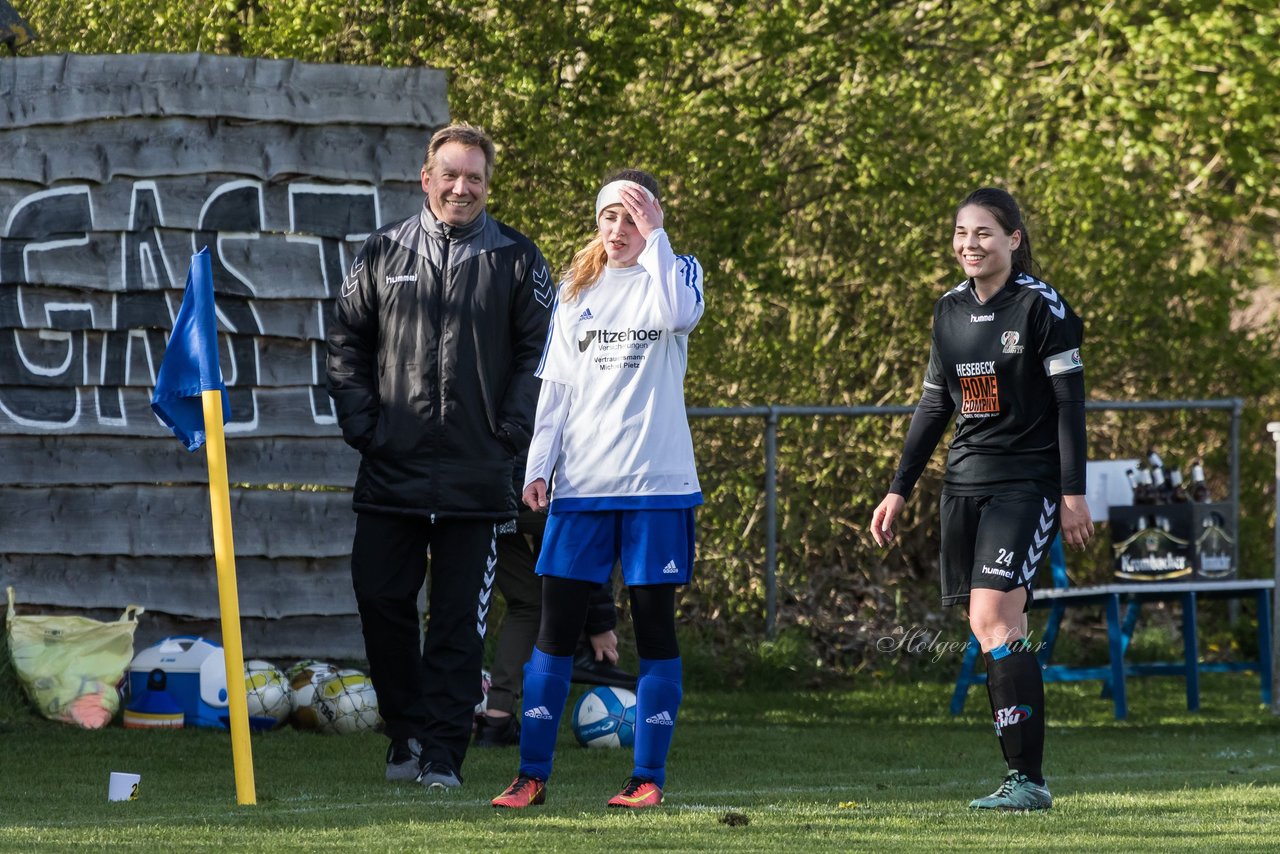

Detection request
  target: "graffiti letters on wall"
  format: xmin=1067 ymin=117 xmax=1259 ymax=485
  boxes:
xmin=1 ymin=177 xmax=422 ymax=435
xmin=0 ymin=52 xmax=444 ymax=439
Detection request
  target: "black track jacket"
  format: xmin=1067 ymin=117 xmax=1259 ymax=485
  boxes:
xmin=327 ymin=203 xmax=554 ymax=519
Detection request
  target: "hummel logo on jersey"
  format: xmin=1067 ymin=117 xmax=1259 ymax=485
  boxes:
xmin=970 ymin=312 xmax=994 ymax=323
xmin=645 ymin=711 xmax=675 ymax=726
xmin=524 ymin=706 xmax=554 ymax=720
xmin=386 ymin=273 xmax=417 ymax=284
xmin=579 ymin=308 xmax=594 ymax=321
xmin=1020 ymin=499 xmax=1058 ymax=583
xmin=662 ymin=560 xmax=680 ymax=574
xmin=1018 ymin=273 xmax=1067 ymax=319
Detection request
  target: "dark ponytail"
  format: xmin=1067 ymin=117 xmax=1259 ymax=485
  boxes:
xmin=956 ymin=187 xmax=1038 ymax=279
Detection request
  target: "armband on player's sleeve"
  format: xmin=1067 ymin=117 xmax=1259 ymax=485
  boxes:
xmin=1043 ymin=348 xmax=1083 ymax=376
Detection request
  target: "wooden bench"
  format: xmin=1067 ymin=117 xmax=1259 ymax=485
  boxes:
xmin=950 ymin=554 xmax=1274 ymax=720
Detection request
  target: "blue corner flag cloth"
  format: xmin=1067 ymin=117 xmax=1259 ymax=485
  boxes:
xmin=151 ymin=248 xmax=231 ymax=451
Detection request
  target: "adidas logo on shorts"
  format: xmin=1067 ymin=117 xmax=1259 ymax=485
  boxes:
xmin=524 ymin=705 xmax=554 ymax=720
xmin=644 ymin=711 xmax=674 ymax=726
xmin=662 ymin=560 xmax=679 ymax=574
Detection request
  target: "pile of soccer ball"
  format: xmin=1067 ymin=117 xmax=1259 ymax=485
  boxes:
xmin=243 ymin=659 xmax=381 ymax=735
xmin=244 ymin=661 xmax=496 ymax=735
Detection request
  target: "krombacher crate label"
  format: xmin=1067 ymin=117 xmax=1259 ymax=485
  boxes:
xmin=1108 ymin=503 xmax=1235 ymax=582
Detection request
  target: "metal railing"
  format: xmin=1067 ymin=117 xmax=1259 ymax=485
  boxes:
xmin=688 ymin=398 xmax=1245 ymax=638
xmin=1267 ymin=420 xmax=1280 ymax=714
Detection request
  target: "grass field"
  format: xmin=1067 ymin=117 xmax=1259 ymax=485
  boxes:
xmin=2 ymin=673 xmax=1278 ymax=853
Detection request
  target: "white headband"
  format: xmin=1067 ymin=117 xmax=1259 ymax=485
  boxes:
xmin=594 ymin=180 xmax=655 ymax=219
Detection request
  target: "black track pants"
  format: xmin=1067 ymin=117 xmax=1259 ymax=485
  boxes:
xmin=350 ymin=512 xmax=497 ymax=774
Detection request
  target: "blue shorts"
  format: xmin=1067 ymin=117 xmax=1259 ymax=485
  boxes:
xmin=536 ymin=508 xmax=696 ymax=587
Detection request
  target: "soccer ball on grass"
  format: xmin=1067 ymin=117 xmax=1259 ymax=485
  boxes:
xmin=571 ymin=685 xmax=637 ymax=748
xmin=243 ymin=659 xmax=292 ymax=730
xmin=312 ymin=669 xmax=382 ymax=734
xmin=286 ymin=660 xmax=337 ymax=730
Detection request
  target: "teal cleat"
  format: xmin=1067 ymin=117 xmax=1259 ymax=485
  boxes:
xmin=968 ymin=771 xmax=1053 ymax=811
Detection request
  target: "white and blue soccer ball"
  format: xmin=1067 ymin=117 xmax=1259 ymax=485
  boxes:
xmin=571 ymin=686 xmax=637 ymax=748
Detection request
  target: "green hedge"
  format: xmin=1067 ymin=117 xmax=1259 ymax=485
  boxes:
xmin=18 ymin=0 xmax=1280 ymax=675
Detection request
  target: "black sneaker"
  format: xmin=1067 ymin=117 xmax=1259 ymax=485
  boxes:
xmin=474 ymin=713 xmax=521 ymax=747
xmin=385 ymin=738 xmax=422 ymax=782
xmin=571 ymin=644 xmax=637 ymax=689
xmin=418 ymin=761 xmax=462 ymax=791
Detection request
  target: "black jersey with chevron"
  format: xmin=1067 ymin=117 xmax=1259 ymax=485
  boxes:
xmin=922 ymin=272 xmax=1083 ymax=494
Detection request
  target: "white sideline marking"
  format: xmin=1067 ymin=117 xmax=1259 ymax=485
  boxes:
xmin=16 ymin=773 xmax=1279 ymax=829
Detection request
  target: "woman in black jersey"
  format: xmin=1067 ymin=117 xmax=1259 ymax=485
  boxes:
xmin=871 ymin=187 xmax=1093 ymax=811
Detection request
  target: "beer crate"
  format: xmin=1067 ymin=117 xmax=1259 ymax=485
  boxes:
xmin=1108 ymin=502 xmax=1235 ymax=582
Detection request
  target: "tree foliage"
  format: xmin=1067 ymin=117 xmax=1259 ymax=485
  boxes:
xmin=18 ymin=0 xmax=1280 ymax=675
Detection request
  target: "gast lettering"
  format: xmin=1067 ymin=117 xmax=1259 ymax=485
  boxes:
xmin=0 ymin=178 xmax=412 ymax=433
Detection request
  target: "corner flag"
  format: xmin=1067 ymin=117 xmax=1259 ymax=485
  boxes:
xmin=151 ymin=248 xmax=256 ymax=806
xmin=151 ymin=247 xmax=231 ymax=451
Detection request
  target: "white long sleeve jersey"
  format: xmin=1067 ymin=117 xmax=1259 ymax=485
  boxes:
xmin=526 ymin=228 xmax=704 ymax=510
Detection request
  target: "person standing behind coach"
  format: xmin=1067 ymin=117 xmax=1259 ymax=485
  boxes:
xmin=326 ymin=123 xmax=554 ymax=791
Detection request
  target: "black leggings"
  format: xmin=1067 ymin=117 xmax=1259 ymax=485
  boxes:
xmin=536 ymin=576 xmax=679 ymax=660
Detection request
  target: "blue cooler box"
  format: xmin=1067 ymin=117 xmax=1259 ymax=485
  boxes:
xmin=127 ymin=636 xmax=229 ymax=729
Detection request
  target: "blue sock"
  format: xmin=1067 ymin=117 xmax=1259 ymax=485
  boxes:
xmin=516 ymin=648 xmax=572 ymax=781
xmin=632 ymin=656 xmax=683 ymax=788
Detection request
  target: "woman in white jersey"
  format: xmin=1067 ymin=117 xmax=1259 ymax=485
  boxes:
xmin=492 ymin=169 xmax=704 ymax=810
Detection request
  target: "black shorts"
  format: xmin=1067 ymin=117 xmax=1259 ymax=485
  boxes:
xmin=938 ymin=489 xmax=1060 ymax=608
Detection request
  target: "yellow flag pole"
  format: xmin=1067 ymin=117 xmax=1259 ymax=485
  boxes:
xmin=201 ymin=388 xmax=257 ymax=805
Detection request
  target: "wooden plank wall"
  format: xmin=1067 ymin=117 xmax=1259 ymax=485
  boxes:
xmin=0 ymin=53 xmax=448 ymax=661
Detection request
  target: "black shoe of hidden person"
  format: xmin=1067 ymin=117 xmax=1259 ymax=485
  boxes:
xmin=473 ymin=713 xmax=521 ymax=747
xmin=571 ymin=644 xmax=638 ymax=690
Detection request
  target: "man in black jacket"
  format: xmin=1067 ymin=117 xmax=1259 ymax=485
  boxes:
xmin=327 ymin=123 xmax=553 ymax=790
